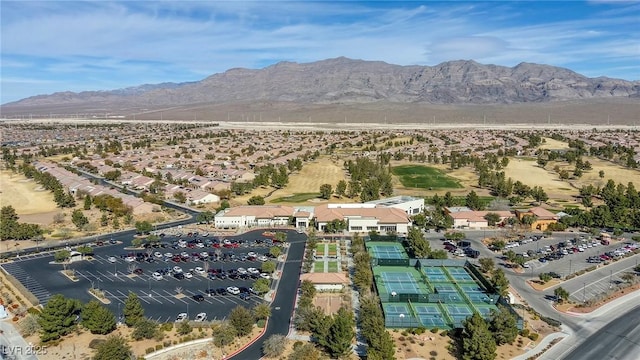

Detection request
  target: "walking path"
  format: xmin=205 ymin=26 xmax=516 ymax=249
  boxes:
xmin=0 ymin=320 xmax=40 ymax=360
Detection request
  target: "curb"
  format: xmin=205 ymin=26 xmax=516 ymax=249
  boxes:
xmin=145 ymin=319 xmax=269 ymax=360
xmin=225 ymin=318 xmax=269 ymax=359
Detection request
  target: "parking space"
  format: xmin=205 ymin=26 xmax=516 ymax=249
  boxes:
xmin=1 ymin=229 xmax=284 ymax=323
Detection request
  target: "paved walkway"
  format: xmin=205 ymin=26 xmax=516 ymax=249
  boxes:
xmin=0 ymin=320 xmax=40 ymax=360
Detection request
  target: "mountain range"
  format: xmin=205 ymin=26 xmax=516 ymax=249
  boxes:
xmin=2 ymin=57 xmax=639 ymax=120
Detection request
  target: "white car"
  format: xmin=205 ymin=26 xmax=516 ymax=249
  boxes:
xmin=226 ymin=286 xmax=240 ymax=295
xmin=247 ymin=252 xmax=257 ymax=258
xmin=247 ymin=267 xmax=260 ymax=275
xmin=164 ymin=252 xmax=173 ymax=258
xmin=260 ymin=273 xmax=271 ymax=279
xmin=175 ymin=313 xmax=188 ymax=322
xmin=195 ymin=312 xmax=207 ymax=322
xmin=237 ymin=267 xmax=247 ymax=275
xmin=257 ymin=255 xmax=268 ymax=262
xmin=107 ymin=256 xmax=117 ymax=263
xmin=154 ymin=252 xmax=163 ymax=258
xmin=199 ymin=252 xmax=209 ymax=258
xmin=173 ymin=266 xmax=183 ymax=273
xmin=195 ymin=243 xmax=205 ymax=248
xmin=194 ymin=267 xmax=206 ymax=275
xmin=201 ymin=232 xmax=209 ymax=237
xmin=184 ymin=272 xmax=193 ymax=279
xmin=152 ymin=272 xmax=163 ymax=281
xmin=124 ymin=256 xmax=136 ymax=263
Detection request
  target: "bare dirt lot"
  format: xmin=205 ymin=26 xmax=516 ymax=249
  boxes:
xmin=504 ymin=159 xmax=575 ymax=199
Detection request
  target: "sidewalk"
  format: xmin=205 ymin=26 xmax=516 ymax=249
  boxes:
xmin=0 ymin=320 xmax=40 ymax=360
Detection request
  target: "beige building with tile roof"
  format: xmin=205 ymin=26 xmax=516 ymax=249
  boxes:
xmin=314 ymin=203 xmax=411 ymax=234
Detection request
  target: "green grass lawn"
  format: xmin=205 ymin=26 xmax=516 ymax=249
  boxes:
xmin=327 ymin=261 xmax=339 ymax=273
xmin=392 ymin=165 xmax=462 ymax=189
xmin=314 ymin=261 xmax=325 ymax=273
xmin=316 ymin=243 xmax=326 ymax=255
xmin=328 ymin=243 xmax=338 ymax=255
xmin=270 ymin=193 xmax=320 ymax=203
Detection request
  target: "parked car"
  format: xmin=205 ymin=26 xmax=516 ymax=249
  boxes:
xmin=195 ymin=312 xmax=207 ymax=322
xmin=173 ymin=273 xmax=185 ymax=280
xmin=192 ymin=294 xmax=205 ymax=302
xmin=107 ymin=256 xmax=117 ymax=263
xmin=227 ymin=286 xmax=240 ymax=295
xmin=175 ymin=313 xmax=188 ymax=322
xmin=133 ymin=268 xmax=143 ymax=275
xmin=152 ymin=272 xmax=163 ymax=280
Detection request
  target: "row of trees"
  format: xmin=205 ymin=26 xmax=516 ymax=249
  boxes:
xmin=350 ymin=234 xmax=396 ymax=358
xmin=343 ymin=157 xmax=394 ymax=201
xmin=20 ymin=163 xmax=76 ymax=208
xmin=0 ymin=205 xmax=43 ymax=240
xmin=406 ymin=227 xmax=448 ymax=259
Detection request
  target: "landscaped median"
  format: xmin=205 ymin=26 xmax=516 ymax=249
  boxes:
xmin=144 ymin=318 xmax=269 ymax=360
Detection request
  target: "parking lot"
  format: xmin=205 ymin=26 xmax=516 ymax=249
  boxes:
xmin=1 ymin=229 xmax=284 ymax=323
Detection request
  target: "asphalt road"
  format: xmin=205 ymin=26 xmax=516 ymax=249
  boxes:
xmin=230 ymin=230 xmax=306 ymax=360
xmin=556 ymin=303 xmax=640 ymax=360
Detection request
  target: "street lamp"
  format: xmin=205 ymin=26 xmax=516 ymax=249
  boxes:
xmin=148 ymin=279 xmax=152 ymax=297
xmin=609 ymin=269 xmax=613 ymax=289
xmin=583 ymin=282 xmax=586 ymax=303
xmin=569 ymin=259 xmax=572 ymax=276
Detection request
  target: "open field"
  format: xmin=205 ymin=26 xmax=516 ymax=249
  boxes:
xmin=570 ymin=158 xmax=640 ymax=189
xmin=392 ymin=165 xmax=463 ymax=189
xmin=503 ymin=159 xmax=575 ymax=198
xmin=0 ymin=170 xmax=58 ymax=215
xmin=263 ymin=157 xmax=349 ymax=204
xmin=539 ymin=137 xmax=570 ymax=150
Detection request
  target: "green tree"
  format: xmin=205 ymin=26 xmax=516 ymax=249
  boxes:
xmin=599 ymin=170 xmax=605 ymax=178
xmin=229 ymin=306 xmax=254 ymax=336
xmin=38 ymin=294 xmax=81 ymax=342
xmin=407 ymin=226 xmax=431 ymax=258
xmin=478 ymin=258 xmax=495 ymax=273
xmin=212 ymin=322 xmax=237 ymax=348
xmin=554 ymin=287 xmax=570 ymax=303
xmin=122 ymin=292 xmax=145 ymax=327
xmin=83 ymin=194 xmax=92 ymax=210
xmin=93 ymin=335 xmax=132 ymax=360
xmin=0 ymin=206 xmax=19 ymax=239
xmin=489 ymin=305 xmax=518 ymax=345
xmin=71 ymin=209 xmax=89 ymax=230
xmin=484 ymin=212 xmax=501 ymax=226
xmin=134 ymin=220 xmax=153 ymax=234
xmin=325 ymin=307 xmax=355 ymax=358
xmin=81 ymin=300 xmax=116 ymax=335
xmin=263 ymin=334 xmax=287 ymax=358
xmin=54 ymin=249 xmax=70 ymax=263
xmin=443 ymin=191 xmax=455 ymax=207
xmin=490 ymin=269 xmax=509 ymax=296
xmin=539 ymin=273 xmax=552 ymax=284
xmin=173 ymin=191 xmax=187 ymax=203
xmin=461 ymin=312 xmax=497 ymax=360
xmin=269 ymin=246 xmax=282 ymax=258
xmin=261 ymin=260 xmax=276 ymax=274
xmin=287 ymin=342 xmax=323 ymax=360
xmin=252 ymin=278 xmax=270 ymax=294
xmin=466 ymin=190 xmax=483 ymax=210
xmin=248 ymin=195 xmax=265 ymax=205
xmin=131 ymin=318 xmax=158 ymax=340
xmin=319 ymin=184 xmax=333 ymax=200
xmin=253 ymin=303 xmax=272 ymax=321
xmin=335 ymin=180 xmax=347 ymax=197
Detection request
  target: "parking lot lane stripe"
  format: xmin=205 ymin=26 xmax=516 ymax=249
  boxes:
xmin=152 ymin=291 xmax=174 ymax=304
xmin=96 ymin=271 xmax=114 ymax=282
xmin=145 ymin=293 xmax=163 ymax=304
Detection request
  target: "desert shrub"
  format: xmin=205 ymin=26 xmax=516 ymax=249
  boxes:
xmin=520 ymin=328 xmax=530 ymax=337
xmin=88 ymin=339 xmax=106 ymax=349
xmin=145 ymin=347 xmax=154 ymax=354
xmin=528 ymin=333 xmax=539 ymax=341
xmin=540 ymin=316 xmax=561 ymax=327
xmin=155 ymin=344 xmax=163 ymax=351
xmin=398 ymin=336 xmax=405 ymax=342
xmin=160 ymin=322 xmax=173 ymax=332
xmin=430 ymin=327 xmax=439 ymax=333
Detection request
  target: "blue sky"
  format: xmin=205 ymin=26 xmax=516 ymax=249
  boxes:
xmin=2 ymin=1 xmax=639 ymax=104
